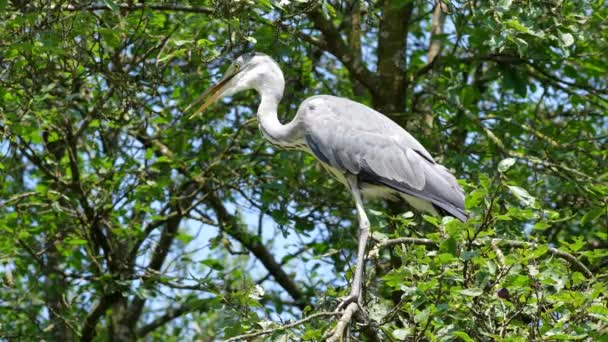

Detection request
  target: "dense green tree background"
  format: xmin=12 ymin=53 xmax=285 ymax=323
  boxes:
xmin=0 ymin=0 xmax=606 ymax=340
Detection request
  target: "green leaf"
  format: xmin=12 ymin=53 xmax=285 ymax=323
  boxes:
xmin=466 ymin=188 xmax=487 ymax=209
xmin=460 ymin=288 xmax=483 ymax=297
xmin=528 ymin=245 xmax=548 ymax=258
xmin=99 ymin=28 xmax=121 ymax=48
xmin=176 ymin=232 xmax=194 ymax=244
xmin=66 ymin=238 xmax=88 ymax=245
xmin=392 ymin=328 xmax=411 ymax=340
xmin=533 ymin=221 xmax=551 ymax=230
xmin=496 ymin=0 xmax=512 ymax=12
xmin=368 ymin=298 xmax=391 ymax=323
xmin=248 ymin=284 xmax=264 ymax=300
xmin=581 ymin=207 xmax=603 ymax=226
xmin=368 ymin=209 xmax=383 ymax=216
xmin=560 ymin=33 xmax=575 ymax=47
xmin=371 ymin=231 xmax=389 ymax=242
xmin=323 ymin=2 xmax=337 ymax=17
xmin=452 ymin=331 xmax=475 ymax=342
xmin=103 ymin=0 xmax=120 ymax=11
xmin=414 ymin=308 xmax=430 ymax=323
xmin=505 ymin=19 xmax=531 ymax=33
xmin=544 ymin=330 xmax=588 ymax=340
xmin=498 ymin=158 xmax=516 ymax=173
xmin=439 ymin=236 xmax=457 ymax=255
xmin=201 ymin=259 xmax=224 ymax=271
xmin=507 ymin=185 xmax=537 ymax=208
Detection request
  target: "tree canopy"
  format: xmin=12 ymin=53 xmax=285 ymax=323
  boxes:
xmin=0 ymin=0 xmax=606 ymax=341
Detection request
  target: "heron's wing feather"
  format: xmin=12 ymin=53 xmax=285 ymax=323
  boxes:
xmin=301 ymin=96 xmax=466 ymax=221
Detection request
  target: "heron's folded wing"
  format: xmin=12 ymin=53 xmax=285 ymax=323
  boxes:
xmin=305 ymin=120 xmax=466 ymax=221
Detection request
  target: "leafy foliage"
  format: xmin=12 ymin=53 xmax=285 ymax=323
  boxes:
xmin=0 ymin=0 xmax=606 ymax=340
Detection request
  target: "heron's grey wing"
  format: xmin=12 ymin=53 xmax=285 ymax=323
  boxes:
xmin=302 ymin=97 xmax=466 ymax=221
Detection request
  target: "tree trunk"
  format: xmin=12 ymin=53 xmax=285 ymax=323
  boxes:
xmin=45 ymin=243 xmax=75 ymax=342
xmin=373 ymin=1 xmax=413 ymax=122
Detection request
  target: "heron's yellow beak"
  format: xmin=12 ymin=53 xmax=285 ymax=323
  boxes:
xmin=187 ymin=69 xmax=238 ymax=119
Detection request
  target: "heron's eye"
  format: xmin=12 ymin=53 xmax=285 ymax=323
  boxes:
xmin=235 ymin=63 xmax=241 ymax=70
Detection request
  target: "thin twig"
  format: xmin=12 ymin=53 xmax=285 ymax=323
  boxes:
xmin=0 ymin=191 xmax=37 ymax=208
xmin=62 ymin=4 xmax=214 ymax=14
xmin=491 ymin=239 xmax=594 ymax=278
xmin=224 ymin=311 xmax=339 ymax=342
xmin=371 ymin=237 xmax=594 ymax=278
xmin=491 ymin=239 xmax=506 ymax=268
xmin=370 ymin=237 xmax=436 ymax=256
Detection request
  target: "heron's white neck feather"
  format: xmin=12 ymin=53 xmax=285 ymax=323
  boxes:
xmin=254 ymin=73 xmax=300 ymax=147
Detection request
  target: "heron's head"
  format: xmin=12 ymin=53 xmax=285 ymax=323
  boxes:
xmin=187 ymin=52 xmax=284 ymax=118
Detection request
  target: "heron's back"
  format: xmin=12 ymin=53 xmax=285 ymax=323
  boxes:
xmin=298 ymin=95 xmax=467 ymax=222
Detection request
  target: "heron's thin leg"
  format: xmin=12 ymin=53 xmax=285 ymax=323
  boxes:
xmin=337 ymin=175 xmax=370 ymax=311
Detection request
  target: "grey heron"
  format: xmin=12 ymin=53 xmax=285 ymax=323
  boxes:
xmin=188 ymin=52 xmax=466 ymax=311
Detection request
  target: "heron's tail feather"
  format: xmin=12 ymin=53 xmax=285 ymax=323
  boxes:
xmin=432 ymin=203 xmax=468 ymax=223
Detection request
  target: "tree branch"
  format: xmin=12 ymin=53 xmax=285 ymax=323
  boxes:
xmin=427 ymin=0 xmax=447 ymax=64
xmin=63 ymin=4 xmax=214 ymax=15
xmin=371 ymin=237 xmax=594 ymax=278
xmin=205 ymin=186 xmax=308 ymax=309
xmin=345 ymin=0 xmax=366 ymax=97
xmin=130 ymin=129 xmax=309 ymax=312
xmin=428 ymin=90 xmax=597 ymax=181
xmin=492 ymin=239 xmax=593 ymax=278
xmin=224 ymin=311 xmax=339 ymax=342
xmin=136 ymin=299 xmax=210 ymax=338
xmin=80 ymin=292 xmax=122 ymax=341
xmin=481 ymin=125 xmax=594 ymax=180
xmin=374 ymin=1 xmax=413 ymax=115
xmin=325 ymin=302 xmax=359 ymax=342
xmin=126 ymin=180 xmax=199 ymax=326
xmin=307 ymin=9 xmax=378 ymax=91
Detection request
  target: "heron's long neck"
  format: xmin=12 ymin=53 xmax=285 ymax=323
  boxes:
xmin=256 ymin=87 xmax=298 ymax=146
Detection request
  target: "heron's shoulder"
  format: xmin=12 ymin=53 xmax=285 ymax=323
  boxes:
xmin=298 ymin=95 xmax=436 ymax=163
xmin=298 ymin=95 xmax=384 ymax=119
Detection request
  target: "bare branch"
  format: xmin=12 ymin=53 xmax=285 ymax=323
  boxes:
xmin=63 ymin=4 xmax=214 ymax=15
xmin=224 ymin=311 xmax=339 ymax=342
xmin=371 ymin=237 xmax=594 ymax=278
xmin=307 ymin=9 xmax=378 ymax=91
xmin=205 ymin=187 xmax=308 ymax=309
xmin=0 ymin=191 xmax=37 ymax=208
xmin=427 ymin=1 xmax=448 ymax=64
xmin=371 ymin=237 xmax=436 ymax=254
xmin=130 ymin=129 xmax=309 ymax=310
xmin=126 ymin=180 xmax=199 ymax=326
xmin=481 ymin=125 xmax=594 ymax=180
xmin=491 ymin=239 xmax=593 ymax=278
xmin=137 ymin=299 xmax=210 ymax=338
